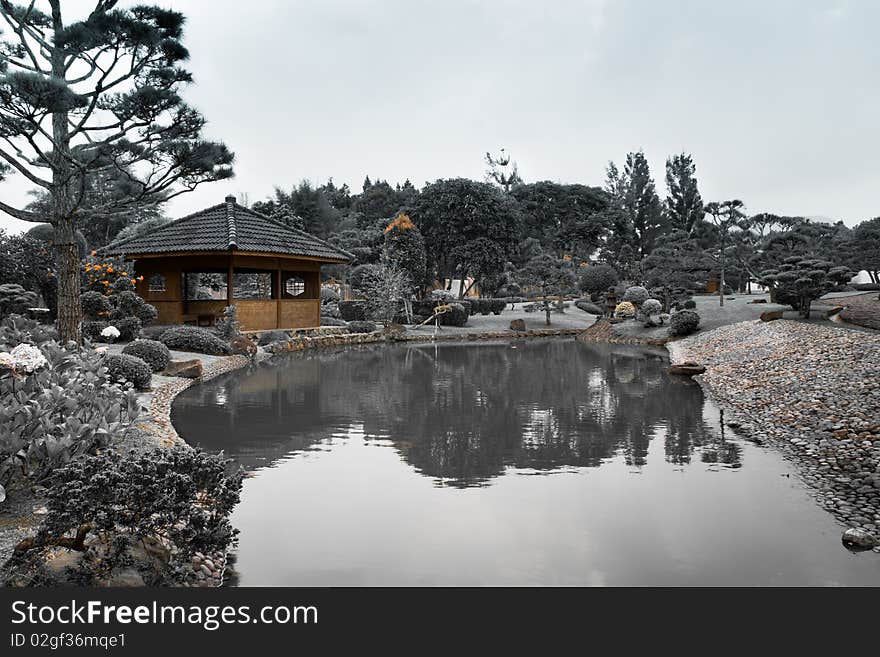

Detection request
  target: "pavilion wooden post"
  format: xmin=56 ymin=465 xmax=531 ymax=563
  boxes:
xmin=276 ymin=266 xmax=282 ymax=329
xmin=226 ymin=257 xmax=234 ymax=308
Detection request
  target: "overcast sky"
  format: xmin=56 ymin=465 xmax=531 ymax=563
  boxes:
xmin=1 ymin=0 xmax=878 ymax=234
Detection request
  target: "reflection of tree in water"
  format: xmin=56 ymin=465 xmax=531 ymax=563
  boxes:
xmin=173 ymin=340 xmax=735 ymax=487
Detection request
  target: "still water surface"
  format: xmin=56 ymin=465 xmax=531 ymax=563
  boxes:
xmin=172 ymin=339 xmax=880 ymax=586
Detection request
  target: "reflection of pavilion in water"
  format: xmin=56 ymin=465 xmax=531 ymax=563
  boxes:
xmin=172 ymin=340 xmax=742 ymax=486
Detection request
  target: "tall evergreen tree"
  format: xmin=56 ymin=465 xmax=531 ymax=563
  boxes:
xmin=601 ymin=152 xmax=665 ymax=277
xmin=664 ymin=153 xmax=704 ymax=236
xmin=0 ymin=1 xmax=234 ymax=342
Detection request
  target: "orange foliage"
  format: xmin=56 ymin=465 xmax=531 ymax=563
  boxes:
xmin=383 ymin=213 xmax=416 ymax=234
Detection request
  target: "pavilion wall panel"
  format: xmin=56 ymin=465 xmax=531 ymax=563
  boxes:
xmin=280 ymin=299 xmax=320 ymax=329
xmin=237 ymin=300 xmax=279 ymax=330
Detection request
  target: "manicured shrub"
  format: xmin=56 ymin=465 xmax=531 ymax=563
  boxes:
xmin=114 ymin=291 xmax=158 ymax=326
xmin=159 ymin=325 xmax=232 ymax=355
xmin=469 ymin=298 xmax=488 ymax=314
xmin=668 ymin=309 xmax=701 ymax=336
xmin=440 ymin=302 xmax=468 ymax=327
xmin=683 ymin=299 xmax=696 ymax=309
xmin=614 ymin=301 xmax=636 ymax=319
xmin=641 ymin=298 xmax=662 ymax=316
xmin=338 ymin=300 xmax=368 ymax=321
xmin=139 ymin=324 xmax=176 ymax=340
xmin=82 ymin=320 xmax=108 ymax=342
xmin=622 ymin=286 xmax=650 ymax=308
xmin=347 ymin=320 xmax=378 ymax=333
xmin=104 ymin=353 xmax=152 ymax=390
xmin=488 ymin=298 xmax=506 ymax=315
xmin=122 ymin=339 xmax=170 ymax=372
xmin=258 ymin=329 xmax=291 ymax=346
xmin=111 ymin=316 xmax=141 ymax=342
xmin=80 ymin=290 xmax=112 ymax=320
xmin=320 ymin=316 xmax=347 ymax=327
xmin=578 ymin=264 xmax=619 ymax=297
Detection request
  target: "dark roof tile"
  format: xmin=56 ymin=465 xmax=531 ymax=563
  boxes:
xmin=103 ymin=198 xmax=353 ymax=262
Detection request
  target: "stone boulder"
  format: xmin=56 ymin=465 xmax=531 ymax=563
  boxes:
xmin=509 ymin=319 xmax=526 ymax=332
xmin=760 ymin=310 xmax=784 ymax=322
xmin=841 ymin=527 xmax=878 ymax=549
xmin=258 ymin=330 xmax=290 ymax=346
xmin=824 ymin=306 xmax=844 ymax=319
xmin=231 ymin=335 xmax=257 ymax=357
xmin=163 ymin=359 xmax=202 ymax=378
xmin=667 ymin=362 xmax=706 ymax=376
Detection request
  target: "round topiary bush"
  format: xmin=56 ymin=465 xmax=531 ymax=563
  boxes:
xmin=115 ymin=291 xmax=158 ymax=326
xmin=578 ymin=264 xmax=619 ymax=297
xmin=346 ymin=320 xmax=378 ymax=334
xmin=683 ymin=299 xmax=696 ymax=309
xmin=614 ymin=301 xmax=636 ymax=319
xmin=158 ymin=326 xmax=232 ymax=355
xmin=668 ymin=309 xmax=701 ymax=336
xmin=622 ymin=286 xmax=650 ymax=308
xmin=81 ymin=290 xmax=112 ymax=320
xmin=104 ymin=353 xmax=152 ymax=390
xmin=122 ymin=339 xmax=170 ymax=372
xmin=641 ymin=298 xmax=662 ymax=316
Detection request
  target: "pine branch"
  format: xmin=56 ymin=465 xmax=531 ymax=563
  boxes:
xmin=0 ymin=197 xmax=40 ymax=222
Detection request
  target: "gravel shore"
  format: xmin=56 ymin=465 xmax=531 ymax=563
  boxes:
xmin=669 ymin=319 xmax=880 ymax=547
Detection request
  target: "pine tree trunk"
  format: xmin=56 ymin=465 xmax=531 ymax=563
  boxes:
xmin=49 ymin=7 xmax=81 ymax=344
xmin=54 ymin=217 xmax=82 ymax=344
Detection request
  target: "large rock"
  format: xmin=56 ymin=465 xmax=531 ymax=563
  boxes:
xmin=841 ymin=527 xmax=878 ymax=549
xmin=231 ymin=335 xmax=257 ymax=357
xmin=163 ymin=359 xmax=202 ymax=378
xmin=509 ymin=319 xmax=526 ymax=332
xmin=667 ymin=361 xmax=706 ymax=376
xmin=760 ymin=310 xmax=784 ymax=322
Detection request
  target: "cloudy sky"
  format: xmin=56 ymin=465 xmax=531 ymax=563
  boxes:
xmin=1 ymin=0 xmax=877 ymax=234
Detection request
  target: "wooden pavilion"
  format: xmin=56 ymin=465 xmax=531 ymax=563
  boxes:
xmin=103 ymin=195 xmax=352 ymax=331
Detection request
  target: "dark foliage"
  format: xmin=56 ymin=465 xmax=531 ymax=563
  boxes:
xmin=4 ymin=449 xmax=243 ymax=587
xmin=346 ymin=320 xmax=378 ymax=334
xmin=668 ymin=310 xmax=701 ymax=336
xmin=338 ymin=300 xmax=369 ymax=322
xmin=104 ymin=353 xmax=152 ymax=390
xmin=159 ymin=326 xmax=232 ymax=355
xmin=122 ymin=339 xmax=171 ymax=373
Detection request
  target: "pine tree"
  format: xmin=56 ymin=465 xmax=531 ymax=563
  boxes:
xmin=0 ymin=1 xmax=234 ymax=342
xmin=664 ymin=153 xmax=704 ymax=236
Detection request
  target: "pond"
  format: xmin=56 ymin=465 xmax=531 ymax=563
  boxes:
xmin=172 ymin=339 xmax=880 ymax=586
